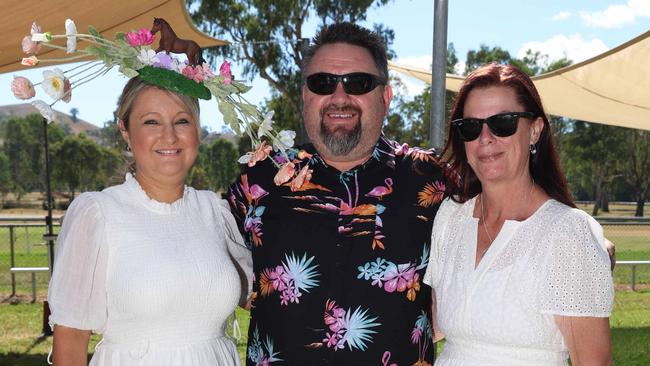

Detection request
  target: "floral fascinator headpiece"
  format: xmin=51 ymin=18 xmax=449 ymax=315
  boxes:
xmin=11 ymin=18 xmax=302 ymax=186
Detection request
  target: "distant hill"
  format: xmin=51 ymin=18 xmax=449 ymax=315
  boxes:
xmin=0 ymin=103 xmax=102 ymax=143
xmin=202 ymin=130 xmax=239 ymax=146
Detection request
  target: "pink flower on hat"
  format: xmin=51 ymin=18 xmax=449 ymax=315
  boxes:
xmin=219 ymin=61 xmax=232 ymax=85
xmin=11 ymin=76 xmax=36 ymax=100
xmin=21 ymin=56 xmax=39 ymax=66
xmin=22 ymin=36 xmax=40 ymax=54
xmin=182 ymin=65 xmax=205 ymax=83
xmin=126 ymin=28 xmax=155 ymax=46
xmin=22 ymin=22 xmax=43 ymax=54
xmin=62 ymin=78 xmax=72 ymax=103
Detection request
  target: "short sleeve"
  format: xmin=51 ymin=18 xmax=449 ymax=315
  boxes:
xmin=424 ymin=198 xmax=458 ymax=288
xmin=216 ymin=197 xmax=253 ymax=307
xmin=539 ymin=209 xmax=614 ymax=317
xmin=47 ymin=193 xmax=108 ymax=332
xmin=225 ymin=173 xmax=249 ymax=243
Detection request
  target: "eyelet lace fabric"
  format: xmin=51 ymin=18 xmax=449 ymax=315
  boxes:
xmin=424 ymin=198 xmax=614 ymax=366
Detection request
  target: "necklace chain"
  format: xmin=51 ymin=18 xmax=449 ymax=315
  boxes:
xmin=479 ymin=180 xmax=535 ymax=258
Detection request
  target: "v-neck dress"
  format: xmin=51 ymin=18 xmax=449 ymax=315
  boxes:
xmin=48 ymin=174 xmax=252 ymax=365
xmin=424 ymin=197 xmax=614 ymax=366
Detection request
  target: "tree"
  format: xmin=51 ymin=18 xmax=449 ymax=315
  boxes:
xmin=100 ymin=119 xmax=126 ymax=149
xmin=202 ymin=139 xmax=240 ymax=192
xmin=563 ymin=122 xmax=625 ymax=216
xmin=187 ymin=165 xmax=210 ymax=190
xmin=189 ymin=0 xmax=393 ymax=134
xmin=617 ymin=129 xmax=650 ymax=216
xmin=464 ymin=45 xmax=512 ymax=74
xmin=2 ymin=115 xmax=64 ymax=198
xmin=385 ymin=43 xmax=459 ymax=148
xmin=97 ymin=147 xmax=125 ymax=189
xmin=51 ymin=134 xmax=103 ymax=201
xmin=70 ymin=108 xmax=79 ymax=122
xmin=0 ymin=151 xmax=11 ymax=207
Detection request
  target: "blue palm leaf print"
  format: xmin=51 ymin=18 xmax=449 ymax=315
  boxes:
xmin=284 ymin=252 xmax=320 ymax=292
xmin=342 ymin=306 xmax=381 ymax=351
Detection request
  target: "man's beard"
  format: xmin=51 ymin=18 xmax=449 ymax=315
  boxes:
xmin=319 ymin=106 xmax=362 ymax=156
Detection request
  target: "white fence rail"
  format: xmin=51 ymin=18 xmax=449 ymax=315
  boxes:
xmin=616 ymin=261 xmax=650 ymax=291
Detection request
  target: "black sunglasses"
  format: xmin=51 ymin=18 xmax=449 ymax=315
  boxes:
xmin=305 ymin=72 xmax=387 ymax=95
xmin=451 ymin=112 xmax=536 ymax=141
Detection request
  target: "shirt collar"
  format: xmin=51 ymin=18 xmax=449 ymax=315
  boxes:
xmin=296 ymin=133 xmax=399 ymax=172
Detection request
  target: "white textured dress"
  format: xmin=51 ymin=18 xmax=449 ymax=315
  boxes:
xmin=48 ymin=174 xmax=252 ymax=365
xmin=424 ymin=197 xmax=614 ymax=366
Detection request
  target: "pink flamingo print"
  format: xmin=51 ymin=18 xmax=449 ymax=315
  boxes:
xmin=365 ymin=178 xmax=393 ymax=200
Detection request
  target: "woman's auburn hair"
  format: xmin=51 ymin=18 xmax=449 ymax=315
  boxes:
xmin=441 ymin=62 xmax=575 ymax=208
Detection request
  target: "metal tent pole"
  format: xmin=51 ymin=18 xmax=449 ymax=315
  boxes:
xmin=42 ymin=117 xmax=56 ymax=336
xmin=429 ymin=0 xmax=448 ymax=151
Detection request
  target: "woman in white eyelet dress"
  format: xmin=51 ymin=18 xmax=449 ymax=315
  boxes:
xmin=424 ymin=63 xmax=614 ymax=366
xmin=47 ymin=77 xmax=251 ymax=366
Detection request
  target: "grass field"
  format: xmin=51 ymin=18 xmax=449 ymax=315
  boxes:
xmin=1 ymin=291 xmax=648 ymax=365
xmin=0 ymin=302 xmax=250 ymax=365
xmin=1 ymin=204 xmax=648 ymax=365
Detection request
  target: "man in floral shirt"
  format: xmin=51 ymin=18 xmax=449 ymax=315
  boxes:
xmin=227 ymin=22 xmax=445 ymax=365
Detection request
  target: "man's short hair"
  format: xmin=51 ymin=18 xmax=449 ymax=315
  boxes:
xmin=302 ymin=22 xmax=388 ymax=81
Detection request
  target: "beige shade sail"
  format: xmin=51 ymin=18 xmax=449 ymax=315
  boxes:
xmin=388 ymin=30 xmax=650 ymax=131
xmin=0 ymin=0 xmax=228 ymax=74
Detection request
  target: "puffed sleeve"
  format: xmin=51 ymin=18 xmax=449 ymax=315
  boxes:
xmin=539 ymin=209 xmax=614 ymax=317
xmin=47 ymin=193 xmax=108 ymax=332
xmin=216 ymin=198 xmax=253 ymax=307
xmin=424 ymin=197 xmax=457 ymax=288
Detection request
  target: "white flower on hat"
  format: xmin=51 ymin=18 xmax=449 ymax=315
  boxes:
xmin=275 ymin=130 xmax=296 ymax=152
xmin=65 ymin=19 xmax=77 ymax=53
xmin=258 ymin=111 xmax=275 ymax=138
xmin=137 ymin=49 xmax=159 ymax=66
xmin=32 ymin=100 xmax=57 ymax=122
xmin=41 ymin=68 xmax=66 ymax=100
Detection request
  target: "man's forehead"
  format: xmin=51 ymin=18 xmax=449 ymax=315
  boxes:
xmin=307 ymin=43 xmax=379 ymax=75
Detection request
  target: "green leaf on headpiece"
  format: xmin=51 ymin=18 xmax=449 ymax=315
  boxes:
xmin=120 ymin=65 xmax=139 ymax=78
xmin=115 ymin=32 xmax=126 ymax=42
xmin=137 ymin=66 xmax=212 ymax=100
xmin=239 ymin=103 xmax=261 ymax=118
xmin=204 ymin=80 xmax=239 ymax=98
xmin=85 ymin=45 xmax=103 ymax=57
xmin=88 ymin=26 xmax=103 ymax=39
xmin=232 ymin=81 xmax=252 ymax=93
xmin=218 ymin=101 xmax=240 ymax=134
xmin=204 ymin=82 xmax=228 ymax=98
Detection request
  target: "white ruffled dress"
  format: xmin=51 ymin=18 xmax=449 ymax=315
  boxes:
xmin=48 ymin=174 xmax=252 ymax=365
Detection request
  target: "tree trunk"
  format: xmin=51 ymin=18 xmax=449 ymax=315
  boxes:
xmin=601 ymin=184 xmax=610 ymax=212
xmin=592 ymin=176 xmax=601 ymax=216
xmin=635 ymin=198 xmax=645 ymax=217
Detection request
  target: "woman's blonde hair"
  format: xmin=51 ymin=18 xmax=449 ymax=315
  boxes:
xmin=116 ymin=76 xmax=201 ymax=135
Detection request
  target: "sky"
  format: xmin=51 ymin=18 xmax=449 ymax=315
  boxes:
xmin=1 ymin=0 xmax=648 ymax=132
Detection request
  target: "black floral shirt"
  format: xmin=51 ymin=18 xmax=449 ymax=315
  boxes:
xmin=226 ymin=135 xmax=446 ymax=366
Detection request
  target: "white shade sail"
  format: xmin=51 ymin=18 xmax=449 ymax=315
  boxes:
xmin=389 ymin=30 xmax=650 ymax=131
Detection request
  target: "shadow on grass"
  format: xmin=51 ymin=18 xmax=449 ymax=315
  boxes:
xmin=0 ymin=352 xmax=48 ymax=366
xmin=612 ymin=326 xmax=650 ymax=366
xmin=0 ymin=334 xmax=50 ymax=366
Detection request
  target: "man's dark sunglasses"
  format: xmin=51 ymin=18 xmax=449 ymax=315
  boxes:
xmin=451 ymin=112 xmax=536 ymax=141
xmin=305 ymin=72 xmax=387 ymax=95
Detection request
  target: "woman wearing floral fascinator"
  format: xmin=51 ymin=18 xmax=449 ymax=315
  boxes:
xmin=11 ymin=18 xmax=297 ymax=366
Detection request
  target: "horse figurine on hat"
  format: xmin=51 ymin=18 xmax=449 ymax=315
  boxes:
xmin=150 ymin=17 xmax=205 ymax=66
